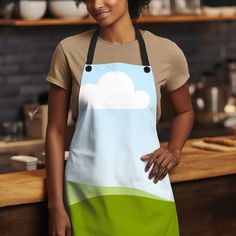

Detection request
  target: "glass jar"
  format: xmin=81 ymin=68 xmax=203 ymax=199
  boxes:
xmin=228 ymin=62 xmax=236 ymax=97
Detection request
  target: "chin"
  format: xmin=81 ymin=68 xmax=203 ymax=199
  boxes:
xmin=94 ymin=19 xmax=114 ymax=28
xmin=97 ymin=22 xmax=112 ymax=27
xmin=97 ymin=17 xmax=123 ymax=28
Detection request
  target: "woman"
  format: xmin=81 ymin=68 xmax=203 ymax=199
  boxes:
xmin=45 ymin=0 xmax=194 ymax=235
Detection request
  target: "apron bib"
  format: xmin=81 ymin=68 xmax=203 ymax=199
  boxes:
xmin=64 ymin=27 xmax=180 ymax=236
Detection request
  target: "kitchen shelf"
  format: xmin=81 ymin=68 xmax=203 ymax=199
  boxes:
xmin=1 ymin=14 xmax=236 ymax=26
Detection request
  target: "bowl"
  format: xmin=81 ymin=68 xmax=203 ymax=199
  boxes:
xmin=202 ymin=7 xmax=221 ymax=17
xmin=10 ymin=155 xmax=38 ymax=171
xmin=19 ymin=0 xmax=47 ymax=20
xmin=49 ymin=0 xmax=88 ymax=19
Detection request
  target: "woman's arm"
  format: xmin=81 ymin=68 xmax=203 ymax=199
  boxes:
xmin=166 ymin=81 xmax=194 ymax=157
xmin=45 ymin=83 xmax=71 ymax=211
xmin=141 ymin=81 xmax=194 ymax=183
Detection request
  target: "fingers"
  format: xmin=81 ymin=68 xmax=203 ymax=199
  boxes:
xmin=65 ymin=216 xmax=72 ymax=236
xmin=144 ymin=154 xmax=156 ymax=172
xmin=166 ymin=159 xmax=177 ymax=172
xmin=47 ymin=210 xmax=72 ymax=236
xmin=66 ymin=225 xmax=72 ymax=236
xmin=153 ymin=154 xmax=172 ymax=182
xmin=140 ymin=153 xmax=152 ymax=161
xmin=159 ymin=168 xmax=168 ymax=181
xmin=148 ymin=159 xmax=159 ymax=179
xmin=141 ymin=147 xmax=180 ymax=184
xmin=140 ymin=148 xmax=156 ymax=161
xmin=141 ymin=147 xmax=164 ymax=172
xmin=148 ymin=150 xmax=167 ymax=179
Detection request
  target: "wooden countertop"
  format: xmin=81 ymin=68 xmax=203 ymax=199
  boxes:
xmin=0 ymin=136 xmax=236 ymax=207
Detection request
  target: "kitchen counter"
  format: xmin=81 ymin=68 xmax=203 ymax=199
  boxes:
xmin=1 ymin=135 xmax=236 ymax=236
xmin=0 ymin=135 xmax=236 ymax=208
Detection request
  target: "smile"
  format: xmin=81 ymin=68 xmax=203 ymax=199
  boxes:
xmin=94 ymin=10 xmax=111 ymax=21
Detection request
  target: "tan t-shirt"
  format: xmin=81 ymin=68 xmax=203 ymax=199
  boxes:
xmin=46 ymin=29 xmax=190 ymax=124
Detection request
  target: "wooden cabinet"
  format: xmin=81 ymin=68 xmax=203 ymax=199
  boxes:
xmin=1 ymin=136 xmax=236 ymax=235
xmin=0 ymin=174 xmax=235 ymax=236
xmin=173 ymin=174 xmax=236 ymax=236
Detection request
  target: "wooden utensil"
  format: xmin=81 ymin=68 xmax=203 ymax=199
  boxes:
xmin=191 ymin=140 xmax=236 ymax=152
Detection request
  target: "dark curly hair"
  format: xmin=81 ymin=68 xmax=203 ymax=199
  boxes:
xmin=74 ymin=0 xmax=151 ymax=20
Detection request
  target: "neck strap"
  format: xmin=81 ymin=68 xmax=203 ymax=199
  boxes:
xmin=86 ymin=26 xmax=150 ymax=67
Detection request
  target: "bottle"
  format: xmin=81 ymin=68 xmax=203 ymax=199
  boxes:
xmin=228 ymin=62 xmax=236 ymax=97
xmin=224 ymin=60 xmax=236 ymax=114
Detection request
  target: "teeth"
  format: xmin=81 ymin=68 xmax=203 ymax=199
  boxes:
xmin=97 ymin=11 xmax=110 ymax=15
xmin=95 ymin=10 xmax=111 ymax=20
xmin=98 ymin=11 xmax=109 ymax=14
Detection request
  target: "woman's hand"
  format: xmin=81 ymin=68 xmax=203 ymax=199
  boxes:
xmin=48 ymin=207 xmax=72 ymax=236
xmin=140 ymin=146 xmax=181 ymax=184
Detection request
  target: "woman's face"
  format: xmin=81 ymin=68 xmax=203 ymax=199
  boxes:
xmin=83 ymin=0 xmax=129 ymax=27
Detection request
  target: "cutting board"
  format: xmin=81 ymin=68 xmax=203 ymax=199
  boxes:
xmin=191 ymin=140 xmax=236 ymax=152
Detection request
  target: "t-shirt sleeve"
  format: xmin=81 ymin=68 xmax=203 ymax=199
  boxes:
xmin=45 ymin=42 xmax=72 ymax=90
xmin=163 ymin=42 xmax=190 ymax=92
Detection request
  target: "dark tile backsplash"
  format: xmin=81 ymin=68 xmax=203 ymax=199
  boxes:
xmin=0 ymin=20 xmax=236 ymax=133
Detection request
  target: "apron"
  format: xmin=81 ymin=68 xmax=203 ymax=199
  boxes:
xmin=64 ymin=26 xmax=180 ymax=236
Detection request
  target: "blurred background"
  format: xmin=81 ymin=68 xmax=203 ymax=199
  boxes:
xmin=1 ymin=0 xmax=236 ymax=146
xmin=1 ymin=1 xmax=236 ymax=236
xmin=0 ymin=0 xmax=236 ymax=142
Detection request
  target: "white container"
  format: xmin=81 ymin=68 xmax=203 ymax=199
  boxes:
xmin=19 ymin=0 xmax=47 ymax=20
xmin=172 ymin=0 xmax=202 ymax=15
xmin=49 ymin=0 xmax=88 ymax=19
xmin=220 ymin=7 xmax=236 ymax=17
xmin=202 ymin=7 xmax=221 ymax=17
xmin=10 ymin=155 xmax=38 ymax=171
xmin=149 ymin=0 xmax=171 ymax=16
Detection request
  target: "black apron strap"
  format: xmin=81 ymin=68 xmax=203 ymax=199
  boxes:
xmin=86 ymin=27 xmax=100 ymax=66
xmin=85 ymin=26 xmax=151 ymax=73
xmin=134 ymin=27 xmax=150 ymax=67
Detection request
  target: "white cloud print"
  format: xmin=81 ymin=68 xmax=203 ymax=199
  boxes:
xmin=80 ymin=71 xmax=150 ymax=109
